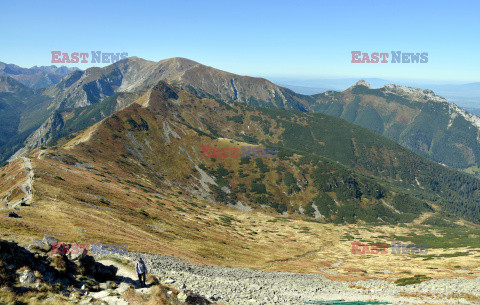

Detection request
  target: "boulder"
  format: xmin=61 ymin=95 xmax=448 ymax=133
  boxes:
xmin=99 ymin=295 xmax=129 ymax=305
xmin=177 ymin=291 xmax=188 ymax=303
xmin=31 ymin=239 xmax=45 ymax=248
xmin=114 ymin=282 xmax=131 ymax=295
xmin=79 ymin=297 xmax=93 ymax=304
xmin=89 ymin=290 xmax=110 ymax=299
xmin=185 ymin=293 xmax=212 ymax=305
xmin=67 ymin=243 xmax=87 ymax=261
xmin=19 ymin=269 xmax=37 ymax=284
xmin=42 ymin=236 xmax=59 ymax=248
xmin=78 ymin=255 xmax=97 ymax=276
xmin=7 ymin=211 xmax=20 ymax=218
xmin=30 ymin=239 xmax=51 ymax=252
xmin=94 ymin=263 xmax=117 ymax=282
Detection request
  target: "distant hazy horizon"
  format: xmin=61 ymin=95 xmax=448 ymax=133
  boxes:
xmin=1 ymin=0 xmax=479 ymax=83
xmin=2 ymin=58 xmax=479 ymax=107
xmin=2 ymin=58 xmax=477 ymax=86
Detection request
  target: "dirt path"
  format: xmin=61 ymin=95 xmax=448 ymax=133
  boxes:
xmin=8 ymin=157 xmax=34 ymax=209
xmin=87 ymin=259 xmax=154 ymax=304
xmin=268 ymin=247 xmax=323 ymax=268
xmin=98 ymin=259 xmax=139 ymax=286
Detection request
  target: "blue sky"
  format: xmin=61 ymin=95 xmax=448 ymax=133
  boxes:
xmin=1 ymin=0 xmax=479 ymax=83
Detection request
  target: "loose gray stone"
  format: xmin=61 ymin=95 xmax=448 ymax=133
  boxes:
xmin=19 ymin=270 xmax=36 ymax=284
xmin=42 ymin=236 xmax=58 ymax=247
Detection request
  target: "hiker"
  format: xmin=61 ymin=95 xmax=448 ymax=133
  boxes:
xmin=135 ymin=257 xmax=147 ymax=288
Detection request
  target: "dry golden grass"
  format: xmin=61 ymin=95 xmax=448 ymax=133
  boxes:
xmin=0 ymin=158 xmax=27 ymax=206
xmin=0 ymin=288 xmax=72 ymax=305
xmin=122 ymin=284 xmax=180 ymax=305
xmin=2 ymin=111 xmax=480 ymax=286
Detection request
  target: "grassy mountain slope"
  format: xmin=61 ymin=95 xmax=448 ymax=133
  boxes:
xmin=313 ymin=81 xmax=480 ymax=172
xmin=10 ymin=82 xmax=480 ymax=224
xmin=4 ymin=57 xmax=312 ymax=163
xmin=3 ymin=82 xmax=480 ymax=282
xmin=4 ymin=57 xmax=478 ymax=179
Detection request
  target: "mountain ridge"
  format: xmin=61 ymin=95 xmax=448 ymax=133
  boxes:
xmin=5 ymin=57 xmax=312 ymax=161
xmin=3 ymin=57 xmax=480 ymax=177
xmin=313 ymin=81 xmax=480 ymax=171
xmin=0 ymin=61 xmax=79 ymax=89
xmin=46 ymin=81 xmax=480 ymax=224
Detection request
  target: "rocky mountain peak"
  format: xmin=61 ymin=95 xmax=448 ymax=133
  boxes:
xmin=348 ymin=80 xmax=371 ymax=90
xmin=151 ymin=81 xmax=179 ymax=100
xmin=382 ymin=83 xmax=449 ymax=103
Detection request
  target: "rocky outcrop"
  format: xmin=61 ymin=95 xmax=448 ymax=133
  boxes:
xmin=7 ymin=114 xmax=63 ymax=161
xmin=6 ymin=211 xmax=20 ymax=218
xmin=0 ymin=238 xmax=212 ymax=304
xmin=0 ymin=239 xmax=116 ymax=299
xmin=19 ymin=269 xmax=36 ymax=284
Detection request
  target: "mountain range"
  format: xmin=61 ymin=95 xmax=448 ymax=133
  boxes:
xmin=3 ymin=57 xmax=313 ymax=162
xmin=0 ymin=61 xmax=78 ymax=89
xmin=312 ymin=81 xmax=480 ymax=171
xmin=3 ymin=81 xmax=480 ymax=229
xmin=3 ymin=57 xmax=480 ymax=176
xmin=271 ymin=77 xmax=480 ymax=108
xmin=1 ymin=57 xmax=480 ymax=227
